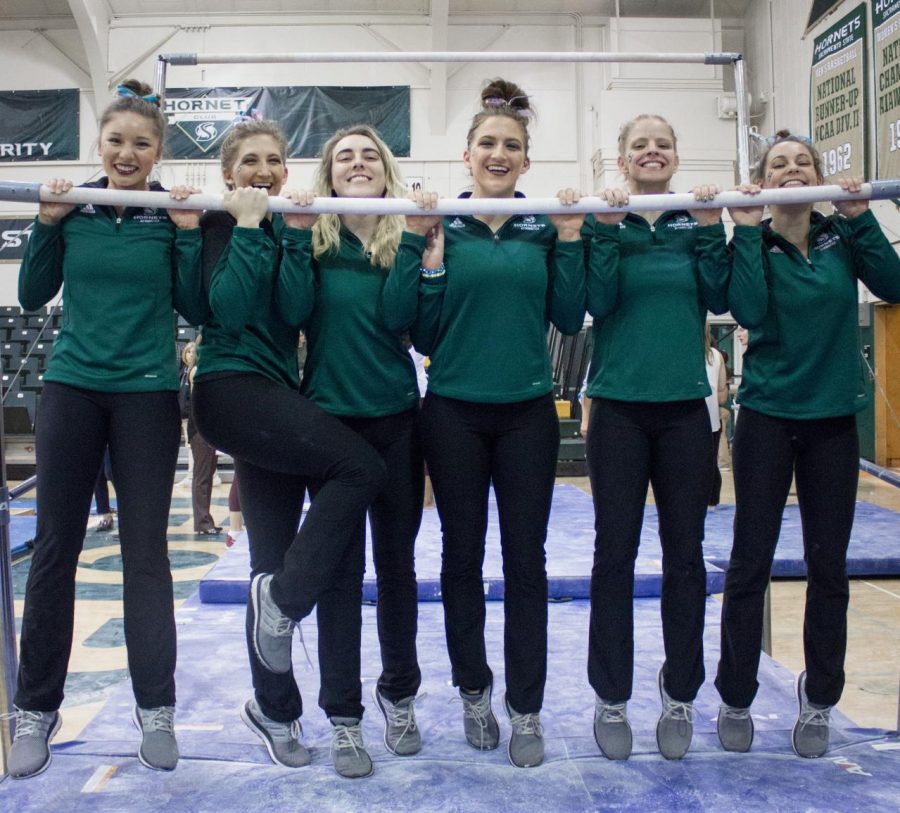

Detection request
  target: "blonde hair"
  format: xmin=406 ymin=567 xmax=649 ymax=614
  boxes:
xmin=617 ymin=114 xmax=678 ymax=157
xmin=311 ymin=124 xmax=406 ymax=269
xmin=219 ymin=119 xmax=288 ymax=189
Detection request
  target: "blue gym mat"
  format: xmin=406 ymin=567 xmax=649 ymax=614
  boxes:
xmin=6 ymin=514 xmax=35 ymax=556
xmin=694 ymin=501 xmax=900 ymax=576
xmin=197 ymin=484 xmax=725 ymax=603
xmin=198 ymin=484 xmax=900 ymax=605
xmin=2 ymin=596 xmax=897 ymax=812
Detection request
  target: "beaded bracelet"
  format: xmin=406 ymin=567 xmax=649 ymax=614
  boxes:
xmin=420 ymin=262 xmax=446 ymax=280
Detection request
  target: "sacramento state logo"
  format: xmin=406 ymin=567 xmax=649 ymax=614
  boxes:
xmin=164 ymin=95 xmax=255 ymax=154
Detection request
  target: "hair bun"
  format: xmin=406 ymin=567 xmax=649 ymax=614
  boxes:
xmin=480 ymin=78 xmax=533 ymax=119
xmin=119 ymin=79 xmax=154 ymax=98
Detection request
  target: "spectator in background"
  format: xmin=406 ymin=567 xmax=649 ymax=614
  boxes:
xmin=92 ymin=448 xmax=115 ymax=532
xmin=704 ymin=324 xmax=728 ymax=510
xmin=183 ymin=339 xmax=221 ymax=535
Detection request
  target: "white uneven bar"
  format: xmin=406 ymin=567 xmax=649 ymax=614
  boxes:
xmin=2 ymin=181 xmax=900 ymax=215
xmin=160 ymin=51 xmax=740 ymax=66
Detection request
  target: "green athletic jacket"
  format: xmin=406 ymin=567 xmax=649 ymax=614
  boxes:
xmin=275 ymin=226 xmax=419 ymax=416
xmin=195 ymin=212 xmax=314 ymax=390
xmin=405 ymin=207 xmax=586 ymax=404
xmin=727 ymin=209 xmax=900 ymax=419
xmin=585 ymin=211 xmax=729 ymax=402
xmin=18 ymin=179 xmax=205 ymax=392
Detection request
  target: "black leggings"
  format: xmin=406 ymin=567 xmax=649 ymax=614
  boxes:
xmin=586 ymin=397 xmax=711 ymax=704
xmin=421 ymin=391 xmax=559 ymax=714
xmin=192 ymin=373 xmax=386 ymax=722
xmin=315 ymin=408 xmax=424 ymax=718
xmin=716 ymin=407 xmax=858 ymax=709
xmin=16 ymin=381 xmax=180 ymax=711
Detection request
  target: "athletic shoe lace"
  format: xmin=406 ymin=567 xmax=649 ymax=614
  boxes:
xmin=660 ymin=696 xmax=694 ymax=723
xmin=459 ymin=691 xmax=494 ymax=733
xmin=5 ymin=709 xmax=53 ymax=739
xmin=139 ymin=706 xmax=175 ymax=734
xmin=259 ymin=585 xmax=312 ymax=668
xmin=507 ymin=707 xmax=543 ymax=737
xmin=332 ymin=722 xmax=365 ymax=754
xmin=798 ymin=704 xmax=831 ymax=729
xmin=596 ymin=700 xmax=628 ymax=724
xmin=383 ymin=695 xmax=420 ymax=735
xmin=720 ymin=705 xmax=752 ymax=721
xmin=268 ymin=717 xmax=302 ymax=743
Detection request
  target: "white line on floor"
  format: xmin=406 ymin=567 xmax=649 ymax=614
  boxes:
xmin=860 ymin=581 xmax=900 ymax=601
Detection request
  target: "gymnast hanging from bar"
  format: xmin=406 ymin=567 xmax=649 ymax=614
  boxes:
xmin=583 ymin=113 xmax=729 ymax=762
xmin=190 ymin=118 xmax=386 ymax=774
xmin=8 ymin=79 xmax=206 ymax=779
xmin=715 ymin=131 xmax=900 ymax=758
xmin=404 ymin=77 xmax=586 ymax=769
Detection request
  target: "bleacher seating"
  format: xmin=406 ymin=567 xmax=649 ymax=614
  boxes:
xmin=1 ymin=303 xmax=200 ymax=433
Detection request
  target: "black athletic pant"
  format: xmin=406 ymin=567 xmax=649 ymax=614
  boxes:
xmin=421 ymin=391 xmax=559 ymax=715
xmin=192 ymin=373 xmax=386 ymax=723
xmin=716 ymin=407 xmax=858 ymax=709
xmin=586 ymin=397 xmax=711 ymax=704
xmin=315 ymin=408 xmax=424 ymax=719
xmin=16 ymin=382 xmax=180 ymax=711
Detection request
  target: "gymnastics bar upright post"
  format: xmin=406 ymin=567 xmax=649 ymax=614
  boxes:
xmin=153 ymin=50 xmax=752 ymax=183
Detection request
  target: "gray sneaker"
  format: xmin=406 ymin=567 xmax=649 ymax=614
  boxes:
xmin=132 ymin=705 xmax=178 ymax=771
xmin=717 ymin=704 xmax=754 ymax=752
xmin=656 ymin=667 xmax=694 ymax=760
xmin=241 ymin=699 xmax=310 ymax=768
xmin=593 ymin=697 xmax=632 ymax=760
xmin=250 ymin=573 xmax=295 ymax=674
xmin=7 ymin=708 xmax=61 ymax=779
xmin=792 ymin=671 xmax=831 ymax=758
xmin=373 ymin=688 xmax=421 ymax=756
xmin=504 ymin=695 xmax=544 ymax=768
xmin=459 ymin=685 xmax=500 ymax=751
xmin=330 ymin=717 xmax=374 ymax=778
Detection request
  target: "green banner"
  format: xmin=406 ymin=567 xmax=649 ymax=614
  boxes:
xmin=810 ymin=4 xmax=867 ymax=178
xmin=163 ymin=86 xmax=410 ymax=160
xmin=0 ymin=89 xmax=79 ymax=162
xmin=872 ymin=0 xmax=900 ymax=176
xmin=0 ymin=218 xmax=34 ymax=261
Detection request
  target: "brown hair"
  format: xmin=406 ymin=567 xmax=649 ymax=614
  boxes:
xmin=465 ymin=78 xmax=534 ymax=154
xmin=752 ymin=129 xmax=823 ymax=184
xmin=219 ymin=119 xmax=288 ymax=184
xmin=616 ymin=114 xmax=678 ymax=157
xmin=99 ymin=79 xmax=167 ymax=143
